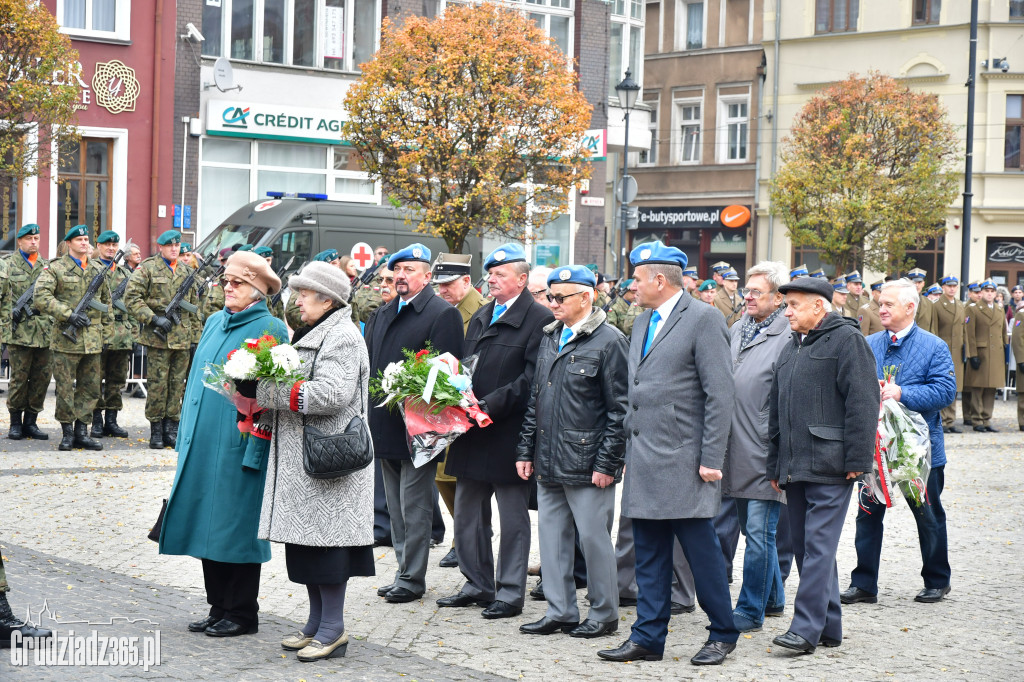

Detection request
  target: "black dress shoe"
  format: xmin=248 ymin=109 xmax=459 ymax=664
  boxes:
xmin=973 ymin=425 xmax=988 ymax=432
xmin=618 ymin=596 xmax=637 ymax=607
xmin=597 ymin=639 xmax=662 ymax=662
xmin=772 ymin=631 xmax=815 ymax=653
xmin=690 ymin=640 xmax=736 ymax=665
xmin=373 ymin=537 xmax=393 ymax=547
xmin=439 ymin=547 xmax=459 ymax=568
xmin=568 ymin=618 xmax=618 ymax=639
xmin=671 ymin=601 xmax=695 ymax=615
xmin=188 ymin=615 xmax=220 ymax=632
xmin=984 ymin=425 xmax=999 ymax=433
xmin=376 ymin=583 xmax=396 ymax=597
xmin=436 ymin=592 xmax=488 ymax=608
xmin=205 ymin=619 xmax=258 ymax=637
xmin=385 ymin=587 xmax=422 ymax=603
xmin=839 ymin=586 xmax=877 ymax=604
xmin=914 ymin=585 xmax=951 ymax=603
xmin=819 ymin=636 xmax=842 ymax=648
xmin=947 ymin=425 xmax=962 ymax=433
xmin=519 ymin=616 xmax=578 ymax=635
xmin=1019 ymin=425 xmax=1024 ymax=432
xmin=0 ymin=620 xmax=52 ymax=647
xmin=530 ymin=581 xmax=546 ymax=601
xmin=481 ymin=600 xmax=522 ymax=619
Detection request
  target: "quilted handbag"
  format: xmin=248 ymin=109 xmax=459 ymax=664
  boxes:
xmin=299 ymin=345 xmax=374 ymax=479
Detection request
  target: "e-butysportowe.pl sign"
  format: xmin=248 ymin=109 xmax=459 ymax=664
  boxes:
xmin=637 ymin=206 xmax=750 ymax=230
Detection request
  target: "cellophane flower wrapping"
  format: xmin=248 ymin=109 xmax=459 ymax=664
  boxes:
xmin=861 ymin=390 xmax=932 ymax=509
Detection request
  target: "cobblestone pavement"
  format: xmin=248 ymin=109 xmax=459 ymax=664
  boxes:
xmin=2 ymin=388 xmax=1023 ymax=679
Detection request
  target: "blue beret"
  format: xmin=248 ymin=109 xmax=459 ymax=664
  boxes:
xmin=845 ymin=270 xmax=863 ymax=283
xmin=314 ymin=249 xmax=339 ymax=262
xmin=925 ymin=283 xmax=941 ymax=295
xmin=698 ymin=280 xmax=716 ymax=292
xmin=940 ymin=274 xmax=959 ymax=285
xmin=681 ymin=267 xmax=698 ymax=278
xmin=789 ymin=264 xmax=809 ymax=278
xmin=254 ymin=245 xmax=273 ymax=256
xmin=179 ymin=242 xmax=191 ymax=253
xmin=484 ymin=243 xmax=527 ymax=270
xmin=156 ymin=230 xmax=181 ymax=245
xmin=388 ymin=243 xmax=431 ymax=270
xmin=967 ymin=281 xmax=981 ymax=292
xmin=548 ymin=265 xmax=596 ymax=288
xmin=17 ymin=223 xmax=39 ymax=238
xmin=629 ymin=240 xmax=687 ymax=269
xmin=96 ymin=230 xmax=120 ymax=244
xmin=980 ymin=280 xmax=996 ymax=290
xmin=64 ymin=224 xmax=89 ymax=241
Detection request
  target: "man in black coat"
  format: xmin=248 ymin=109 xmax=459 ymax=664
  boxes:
xmin=437 ymin=244 xmax=554 ymax=619
xmin=365 ymin=243 xmax=465 ymax=603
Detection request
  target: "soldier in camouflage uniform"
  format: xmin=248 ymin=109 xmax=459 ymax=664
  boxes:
xmin=352 ymin=264 xmax=386 ymax=324
xmin=3 ymin=224 xmax=54 ymax=441
xmin=125 ymin=229 xmax=198 ymax=449
xmin=90 ymin=230 xmax=134 ymax=439
xmin=605 ymin=278 xmax=643 ymax=336
xmin=33 ymin=225 xmax=112 ymax=451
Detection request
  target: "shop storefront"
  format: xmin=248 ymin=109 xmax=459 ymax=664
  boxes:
xmin=631 ymin=205 xmax=751 ymax=280
xmin=985 ymin=238 xmax=1024 ymax=287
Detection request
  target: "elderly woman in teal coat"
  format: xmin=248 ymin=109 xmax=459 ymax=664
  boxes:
xmin=159 ymin=251 xmax=287 ymax=638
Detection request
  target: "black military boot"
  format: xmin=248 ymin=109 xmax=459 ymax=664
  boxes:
xmin=104 ymin=410 xmax=129 ymax=438
xmin=22 ymin=412 xmax=49 ymax=440
xmin=162 ymin=418 xmax=178 ymax=449
xmin=72 ymin=420 xmax=103 ymax=451
xmin=7 ymin=411 xmax=23 ymax=440
xmin=149 ymin=421 xmax=165 ymax=449
xmin=91 ymin=409 xmax=105 ymax=438
xmin=58 ymin=423 xmax=75 ymax=451
xmin=0 ymin=592 xmax=52 ymax=645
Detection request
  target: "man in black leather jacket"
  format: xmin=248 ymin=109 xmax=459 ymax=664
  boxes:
xmin=515 ymin=265 xmax=628 ymax=639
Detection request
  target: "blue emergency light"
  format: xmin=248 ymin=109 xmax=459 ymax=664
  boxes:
xmin=264 ymin=191 xmax=328 ymax=201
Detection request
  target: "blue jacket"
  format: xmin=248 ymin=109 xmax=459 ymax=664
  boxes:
xmin=159 ymin=301 xmax=289 ymax=564
xmin=867 ymin=325 xmax=957 ymax=467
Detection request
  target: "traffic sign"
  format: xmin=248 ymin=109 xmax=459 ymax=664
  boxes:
xmin=616 ymin=176 xmax=638 ymax=204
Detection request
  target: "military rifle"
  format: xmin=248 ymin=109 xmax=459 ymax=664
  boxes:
xmin=153 ymin=254 xmax=210 ymax=342
xmin=11 ymin=283 xmax=39 ymax=335
xmin=268 ymin=255 xmax=297 ymax=309
xmin=61 ymin=249 xmax=124 ymax=342
xmin=601 ymin=286 xmax=620 ymax=313
xmin=110 ymin=275 xmax=131 ymax=313
xmin=348 ymin=256 xmax=388 ymax=304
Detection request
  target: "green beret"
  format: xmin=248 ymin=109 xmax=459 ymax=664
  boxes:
xmin=64 ymin=224 xmax=89 ymax=241
xmin=584 ymin=263 xmax=599 ymax=274
xmin=156 ymin=230 xmax=181 ymax=245
xmin=17 ymin=224 xmax=40 ymax=239
xmin=698 ymin=279 xmax=717 ymax=292
xmin=96 ymin=230 xmax=120 ymax=244
xmin=180 ymin=242 xmax=191 ymax=253
xmin=237 ymin=244 xmax=254 ymax=252
xmin=254 ymin=245 xmax=273 ymax=257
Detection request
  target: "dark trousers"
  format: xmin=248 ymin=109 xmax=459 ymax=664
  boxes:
xmin=630 ymin=517 xmax=738 ymax=654
xmin=201 ymin=559 xmax=261 ymax=628
xmin=786 ymin=482 xmax=852 ymax=644
xmin=850 ymin=466 xmax=950 ymax=593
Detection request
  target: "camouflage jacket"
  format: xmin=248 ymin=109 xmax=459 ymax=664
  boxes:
xmin=104 ymin=261 xmax=138 ymax=350
xmin=124 ymin=256 xmax=197 ymax=350
xmin=352 ymin=278 xmax=383 ymax=323
xmin=2 ymin=252 xmax=54 ymax=348
xmin=606 ymin=296 xmax=642 ymax=337
xmin=33 ymin=255 xmax=112 ymax=354
xmin=268 ymin=292 xmax=285 ymax=322
xmin=285 ymin=294 xmax=304 ymax=330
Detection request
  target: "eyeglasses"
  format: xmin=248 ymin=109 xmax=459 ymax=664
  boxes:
xmin=740 ymin=288 xmax=768 ymax=299
xmin=220 ymin=277 xmax=248 ymax=289
xmin=529 ymin=288 xmax=547 ymax=298
xmin=546 ymin=291 xmax=586 ymax=305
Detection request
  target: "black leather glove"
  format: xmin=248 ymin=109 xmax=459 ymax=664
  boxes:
xmin=68 ymin=312 xmax=91 ymax=328
xmin=190 ymin=342 xmax=198 ymax=355
xmin=1017 ymin=363 xmax=1023 ymax=375
xmin=235 ymin=379 xmax=258 ymax=399
xmin=969 ymin=356 xmax=981 ymax=370
xmin=11 ymin=308 xmax=24 ymax=324
xmin=151 ymin=315 xmax=173 ymax=334
xmin=103 ymin=343 xmax=110 ymax=351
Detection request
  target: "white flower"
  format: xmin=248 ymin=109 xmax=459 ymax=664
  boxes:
xmin=270 ymin=343 xmax=301 ymax=372
xmin=224 ymin=350 xmax=258 ymax=379
xmin=381 ymin=361 xmax=403 ymax=393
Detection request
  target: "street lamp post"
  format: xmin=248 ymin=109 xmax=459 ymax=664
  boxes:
xmin=615 ymin=68 xmax=640 ymax=280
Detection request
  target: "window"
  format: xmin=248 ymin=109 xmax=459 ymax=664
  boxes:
xmin=815 ymin=0 xmax=859 ymax=34
xmin=0 ymin=162 xmax=22 ymax=251
xmin=268 ymin=230 xmax=313 ymax=276
xmin=1012 ymin=1 xmax=1024 ymax=20
xmin=57 ymin=0 xmax=130 ymax=41
xmin=611 ymin=0 xmax=643 ymax=98
xmin=202 ymin=0 xmax=380 ymax=72
xmin=529 ymin=10 xmax=574 ymax=62
xmin=1006 ymin=95 xmax=1023 ymax=170
xmin=638 ymin=93 xmax=659 ymax=166
xmin=674 ymin=98 xmax=701 ymax=164
xmin=912 ymin=0 xmax=940 ymax=25
xmin=57 ymin=138 xmax=113 ymax=240
xmin=717 ymin=95 xmax=749 ymax=163
xmin=675 ymin=0 xmax=705 ymax=50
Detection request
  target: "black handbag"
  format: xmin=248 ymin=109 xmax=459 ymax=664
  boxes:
xmin=298 ymin=345 xmax=374 ymax=479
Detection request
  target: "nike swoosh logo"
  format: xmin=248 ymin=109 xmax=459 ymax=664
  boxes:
xmin=723 ymin=212 xmax=744 ymax=223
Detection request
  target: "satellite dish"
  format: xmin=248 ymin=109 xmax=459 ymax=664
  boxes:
xmin=205 ymin=57 xmax=242 ymax=93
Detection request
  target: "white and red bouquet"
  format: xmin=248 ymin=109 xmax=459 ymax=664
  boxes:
xmin=369 ymin=346 xmax=491 ymax=467
xmin=204 ymin=333 xmax=303 ymax=438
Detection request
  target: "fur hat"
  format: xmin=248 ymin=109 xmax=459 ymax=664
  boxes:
xmin=224 ymin=251 xmax=282 ymax=296
xmin=288 ymin=261 xmax=351 ymax=303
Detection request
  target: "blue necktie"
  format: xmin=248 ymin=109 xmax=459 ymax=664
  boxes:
xmin=643 ymin=311 xmax=662 ymax=356
xmin=490 ymin=303 xmax=507 ymax=326
xmin=559 ymin=327 xmax=573 ymax=351
xmin=397 ymin=300 xmax=407 ymax=315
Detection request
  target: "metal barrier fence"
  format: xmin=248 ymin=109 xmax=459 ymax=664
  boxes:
xmin=0 ymin=345 xmax=149 ymax=397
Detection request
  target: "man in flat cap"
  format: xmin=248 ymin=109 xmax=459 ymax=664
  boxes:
xmin=439 ymin=243 xmax=553 ymax=619
xmin=598 ymin=241 xmax=738 ymax=667
xmin=3 ymin=224 xmax=53 ymax=441
xmin=34 ymin=225 xmax=113 ymax=451
xmin=90 ymin=230 xmax=134 ymax=439
xmin=907 ymin=268 xmax=938 ymax=334
xmin=935 ymin=275 xmax=966 ymax=433
xmin=365 ymin=243 xmax=464 ymax=604
xmin=125 ymin=229 xmax=198 ymax=449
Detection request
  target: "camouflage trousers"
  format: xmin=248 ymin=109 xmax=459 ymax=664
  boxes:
xmin=98 ymin=348 xmax=132 ymax=411
xmin=0 ymin=551 xmax=8 ymax=593
xmin=50 ymin=352 xmax=102 ymax=424
xmin=6 ymin=344 xmax=52 ymax=415
xmin=144 ymin=347 xmax=188 ymax=422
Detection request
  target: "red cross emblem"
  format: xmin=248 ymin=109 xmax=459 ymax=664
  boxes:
xmin=254 ymin=199 xmax=281 ymax=212
xmin=352 ymin=244 xmax=373 ymax=269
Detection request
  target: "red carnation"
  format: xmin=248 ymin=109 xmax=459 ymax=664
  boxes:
xmin=415 ymin=349 xmax=430 ymax=362
xmin=246 ymin=340 xmax=259 ymax=350
xmin=227 ymin=349 xmax=238 ymax=359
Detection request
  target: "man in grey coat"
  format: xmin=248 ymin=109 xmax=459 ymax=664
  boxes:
xmin=598 ymin=241 xmax=739 ymax=667
xmin=723 ymin=261 xmax=792 ymax=633
xmin=767 ymin=277 xmax=880 ymax=655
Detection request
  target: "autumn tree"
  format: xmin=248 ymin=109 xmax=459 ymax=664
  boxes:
xmin=342 ymin=3 xmax=592 ymax=253
xmin=769 ymin=72 xmax=960 ymax=274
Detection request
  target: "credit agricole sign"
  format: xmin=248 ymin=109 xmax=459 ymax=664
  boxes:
xmin=206 ymin=99 xmax=348 ymax=144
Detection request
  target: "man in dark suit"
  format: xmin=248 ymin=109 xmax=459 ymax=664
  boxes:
xmin=436 ymin=244 xmax=553 ymax=619
xmin=598 ymin=241 xmax=739 ymax=666
xmin=365 ymin=243 xmax=464 ymax=604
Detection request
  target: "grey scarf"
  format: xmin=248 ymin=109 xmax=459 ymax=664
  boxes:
xmin=739 ymin=305 xmax=784 ymax=351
